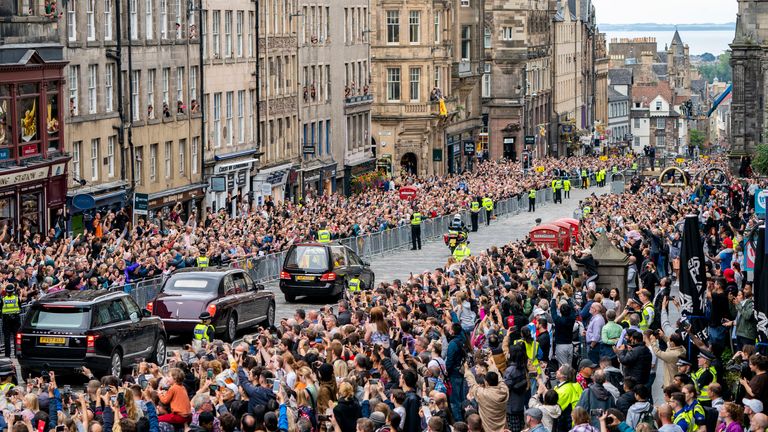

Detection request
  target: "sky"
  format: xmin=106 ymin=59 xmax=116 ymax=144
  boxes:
xmin=591 ymin=0 xmax=738 ymax=25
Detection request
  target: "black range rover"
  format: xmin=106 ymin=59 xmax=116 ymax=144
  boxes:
xmin=18 ymin=290 xmax=167 ymax=377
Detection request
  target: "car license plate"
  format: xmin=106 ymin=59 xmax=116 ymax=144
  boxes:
xmin=295 ymin=275 xmax=315 ymax=281
xmin=39 ymin=336 xmax=66 ymax=345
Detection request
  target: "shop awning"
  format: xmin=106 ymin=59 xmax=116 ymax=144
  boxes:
xmin=213 ymin=149 xmax=260 ymax=162
xmin=148 ymin=182 xmax=207 ymax=201
xmin=254 ymin=162 xmax=294 ymax=186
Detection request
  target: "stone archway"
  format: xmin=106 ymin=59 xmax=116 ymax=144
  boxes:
xmin=400 ymin=152 xmax=418 ymax=176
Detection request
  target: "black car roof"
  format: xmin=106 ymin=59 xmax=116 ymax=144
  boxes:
xmin=171 ymin=267 xmax=244 ymax=277
xmin=36 ymin=289 xmax=127 ymax=306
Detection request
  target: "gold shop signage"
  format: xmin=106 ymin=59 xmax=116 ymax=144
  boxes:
xmin=0 ymin=167 xmax=49 ymax=187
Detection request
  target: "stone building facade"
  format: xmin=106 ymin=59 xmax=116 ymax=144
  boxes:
xmin=371 ymin=0 xmax=483 ymax=177
xmin=483 ymin=0 xmax=550 ymax=161
xmin=63 ymin=0 xmax=204 ymax=219
xmin=729 ymin=0 xmax=768 ymax=172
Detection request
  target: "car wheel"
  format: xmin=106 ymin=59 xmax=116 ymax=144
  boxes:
xmin=110 ymin=350 xmax=123 ymax=378
xmin=285 ymin=294 xmax=297 ymax=303
xmin=225 ymin=313 xmax=238 ymax=342
xmin=151 ymin=337 xmax=167 ymax=365
xmin=264 ymin=302 xmax=275 ymax=327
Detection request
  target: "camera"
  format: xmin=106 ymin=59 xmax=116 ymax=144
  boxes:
xmin=590 ymin=409 xmax=604 ymax=417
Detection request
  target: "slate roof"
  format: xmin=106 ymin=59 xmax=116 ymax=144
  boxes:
xmin=609 ymin=69 xmax=633 ymax=85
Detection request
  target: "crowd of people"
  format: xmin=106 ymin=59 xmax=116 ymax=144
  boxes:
xmin=3 ymin=154 xmax=767 ymax=432
xmin=0 ymin=156 xmax=630 ymax=304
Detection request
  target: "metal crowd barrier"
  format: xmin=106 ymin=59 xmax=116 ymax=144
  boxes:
xmin=99 ymin=180 xmax=614 ymax=307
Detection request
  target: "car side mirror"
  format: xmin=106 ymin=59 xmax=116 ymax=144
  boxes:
xmin=142 ymin=309 xmax=151 ymax=318
xmin=362 ymin=260 xmax=370 ymax=267
xmin=255 ymin=283 xmax=265 ymax=291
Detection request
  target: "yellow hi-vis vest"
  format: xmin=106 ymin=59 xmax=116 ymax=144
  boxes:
xmin=453 ymin=244 xmax=470 ymax=261
xmin=515 ymin=339 xmax=541 ymax=374
xmin=471 ymin=201 xmax=480 ymax=213
xmin=692 ymin=366 xmax=717 ymax=401
xmin=317 ymin=229 xmax=331 ymax=243
xmin=639 ymin=302 xmax=655 ymax=331
xmin=193 ymin=324 xmax=214 ymax=341
xmin=0 ymin=382 xmax=15 ymax=393
xmin=555 ymin=180 xmax=563 ymax=190
xmin=555 ymin=382 xmax=583 ymax=411
xmin=529 ymin=190 xmax=536 ymax=199
xmin=1 ymin=295 xmax=19 ymax=315
xmin=348 ymin=277 xmax=361 ymax=292
xmin=411 ymin=212 xmax=422 ymax=225
xmin=551 ymin=179 xmax=557 ymax=193
xmin=196 ymin=256 xmax=209 ymax=268
xmin=564 ymin=179 xmax=571 ymax=191
xmin=482 ymin=197 xmax=493 ymax=211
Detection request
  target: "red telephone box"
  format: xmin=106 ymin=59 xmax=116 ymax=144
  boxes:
xmin=529 ymin=224 xmax=568 ymax=249
xmin=399 ymin=186 xmax=418 ymax=201
xmin=550 ymin=221 xmax=573 ymax=250
xmin=557 ymin=218 xmax=580 ymax=243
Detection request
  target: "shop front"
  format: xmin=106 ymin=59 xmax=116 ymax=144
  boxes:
xmin=147 ymin=183 xmax=206 ymax=223
xmin=0 ymin=159 xmax=69 ymax=237
xmin=206 ymin=152 xmax=256 ymax=214
xmin=343 ymin=158 xmax=377 ymax=196
xmin=252 ymin=162 xmax=293 ymax=206
xmin=299 ymin=160 xmax=337 ymax=198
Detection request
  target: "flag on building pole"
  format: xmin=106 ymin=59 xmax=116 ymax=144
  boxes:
xmin=678 ymin=214 xmax=708 ymax=340
xmin=753 ymin=225 xmax=768 ymax=340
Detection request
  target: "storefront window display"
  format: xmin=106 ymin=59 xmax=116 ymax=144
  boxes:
xmin=0 ymin=196 xmax=15 ymax=233
xmin=0 ymin=80 xmax=62 ymax=163
xmin=20 ymin=192 xmax=42 ymax=235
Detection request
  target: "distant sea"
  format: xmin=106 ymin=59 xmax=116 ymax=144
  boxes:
xmin=603 ymin=30 xmax=734 ymax=56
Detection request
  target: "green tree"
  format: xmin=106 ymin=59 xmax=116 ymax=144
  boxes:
xmin=754 ymin=144 xmax=768 ymax=176
xmin=689 ymin=129 xmax=706 ymax=147
xmin=698 ymin=52 xmax=732 ymax=83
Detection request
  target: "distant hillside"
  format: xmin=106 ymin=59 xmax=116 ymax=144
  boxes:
xmin=600 ymin=23 xmax=735 ymax=32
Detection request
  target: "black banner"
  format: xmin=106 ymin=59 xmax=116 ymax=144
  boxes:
xmin=753 ymin=225 xmax=768 ymax=340
xmin=678 ymin=214 xmax=708 ymax=340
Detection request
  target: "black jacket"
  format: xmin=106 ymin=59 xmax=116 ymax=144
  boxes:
xmin=618 ymin=344 xmax=653 ymax=384
xmin=550 ymin=298 xmax=576 ymax=345
xmin=402 ymin=390 xmax=422 ymax=432
xmin=616 ymin=391 xmax=636 ymax=413
xmin=332 ymin=397 xmax=362 ymax=432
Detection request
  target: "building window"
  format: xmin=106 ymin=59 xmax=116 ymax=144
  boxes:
xmin=224 ymin=11 xmax=232 ymax=57
xmin=135 ymin=147 xmax=144 ymax=185
xmin=248 ymin=12 xmax=254 ymax=56
xmin=249 ymin=90 xmax=255 ymax=142
xmin=176 ymin=67 xmax=184 ymax=109
xmin=386 ymin=67 xmax=400 ymax=101
xmin=105 ymin=63 xmax=114 ymax=113
xmin=461 ymin=26 xmax=471 ymax=60
xmin=72 ymin=141 xmax=82 ymax=178
xmin=190 ymin=66 xmax=198 ymax=103
xmin=434 ymin=12 xmax=440 ymax=43
xmin=237 ymin=90 xmax=245 ymax=143
xmin=484 ymin=26 xmax=491 ymax=48
xmin=409 ymin=67 xmax=420 ymax=102
xmin=191 ymin=137 xmax=199 ymax=174
xmin=150 ymin=144 xmax=157 ymax=181
xmin=90 ymin=138 xmax=99 ymax=181
xmin=482 ymin=63 xmax=491 ymax=97
xmin=104 ymin=0 xmax=112 ymax=40
xmin=225 ymin=91 xmax=233 ymax=145
xmin=160 ymin=0 xmax=167 ymax=38
xmin=236 ymin=11 xmax=244 ymax=57
xmin=86 ymin=0 xmax=95 ymax=40
xmin=386 ymin=11 xmax=399 ymax=43
xmin=107 ymin=136 xmax=115 ymax=177
xmin=656 ymin=117 xmax=664 ymax=129
xmin=212 ymin=10 xmax=221 ymax=57
xmin=460 ymin=0 xmax=469 ymax=6
xmin=408 ymin=11 xmax=420 ymax=43
xmin=175 ymin=0 xmax=182 ymax=38
xmin=434 ymin=66 xmax=440 ymax=89
xmin=87 ymin=65 xmax=97 ymax=114
xmin=213 ymin=92 xmax=221 ymax=147
xmin=633 ymin=118 xmax=640 ymax=128
xmin=655 ymin=100 xmax=662 ymax=110
xmin=68 ymin=0 xmax=76 ymax=41
xmin=162 ymin=68 xmax=169 ymax=104
xmin=178 ymin=138 xmax=186 ymax=175
xmin=501 ymin=27 xmax=513 ymax=41
xmin=131 ymin=70 xmax=140 ymax=121
xmin=656 ymin=135 xmax=664 ymax=147
xmin=69 ymin=66 xmax=79 ymax=116
xmin=164 ymin=141 xmax=171 ymax=177
xmin=147 ymin=69 xmax=156 ymax=118
xmin=130 ymin=0 xmax=138 ymax=39
xmin=145 ymin=0 xmax=153 ymax=39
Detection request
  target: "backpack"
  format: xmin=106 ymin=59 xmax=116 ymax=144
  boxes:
xmin=638 ymin=407 xmax=658 ymax=432
xmin=703 ymin=406 xmax=719 ymax=432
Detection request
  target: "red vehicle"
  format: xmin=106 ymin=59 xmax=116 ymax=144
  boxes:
xmin=149 ymin=268 xmax=275 ymax=341
xmin=443 ymin=231 xmax=468 ymax=252
xmin=529 ymin=224 xmax=569 ymax=250
xmin=557 ymin=218 xmax=580 ymax=243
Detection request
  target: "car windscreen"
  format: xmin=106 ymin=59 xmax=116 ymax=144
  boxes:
xmin=285 ymin=246 xmax=329 ymax=272
xmin=163 ymin=277 xmax=218 ymax=294
xmin=27 ymin=306 xmax=90 ymax=330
